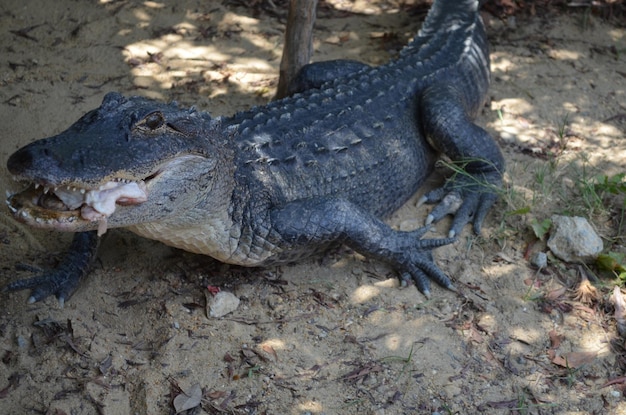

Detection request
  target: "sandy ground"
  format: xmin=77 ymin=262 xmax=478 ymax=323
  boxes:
xmin=1 ymin=0 xmax=625 ymax=414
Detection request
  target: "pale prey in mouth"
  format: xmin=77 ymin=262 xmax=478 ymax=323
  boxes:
xmin=7 ymin=179 xmax=148 ymax=236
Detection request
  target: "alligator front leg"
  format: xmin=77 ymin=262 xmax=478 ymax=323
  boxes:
xmin=4 ymin=231 xmax=99 ymax=305
xmin=272 ymin=198 xmax=455 ymax=298
xmin=419 ymin=83 xmax=505 ymax=238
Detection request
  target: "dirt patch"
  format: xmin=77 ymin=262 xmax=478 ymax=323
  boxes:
xmin=1 ymin=1 xmax=625 ymax=414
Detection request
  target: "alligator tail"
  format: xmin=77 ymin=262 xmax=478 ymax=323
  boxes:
xmin=418 ymin=0 xmax=481 ymax=39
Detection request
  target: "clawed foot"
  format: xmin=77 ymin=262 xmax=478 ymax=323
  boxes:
xmin=4 ymin=269 xmax=82 ymax=307
xmin=386 ymin=226 xmax=456 ymax=298
xmin=418 ymin=170 xmax=502 ymax=238
xmin=3 ymin=231 xmax=99 ymax=306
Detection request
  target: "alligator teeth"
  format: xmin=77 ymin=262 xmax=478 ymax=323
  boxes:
xmin=80 ymin=188 xmax=86 ymax=194
xmin=34 ymin=184 xmax=41 ymax=189
xmin=43 ymin=186 xmax=50 ymax=194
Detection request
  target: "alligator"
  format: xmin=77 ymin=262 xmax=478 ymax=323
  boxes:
xmin=5 ymin=0 xmax=504 ymax=305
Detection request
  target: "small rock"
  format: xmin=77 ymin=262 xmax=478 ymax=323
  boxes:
xmin=477 ymin=314 xmax=497 ymax=334
xmin=547 ymin=215 xmax=603 ymax=263
xmin=530 ymin=252 xmax=548 ymax=268
xmin=208 ymin=291 xmax=240 ymax=318
xmin=16 ymin=335 xmax=27 ymax=348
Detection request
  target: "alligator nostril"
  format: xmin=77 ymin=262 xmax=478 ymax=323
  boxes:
xmin=7 ymin=147 xmax=34 ymax=174
xmin=7 ymin=143 xmax=58 ymax=176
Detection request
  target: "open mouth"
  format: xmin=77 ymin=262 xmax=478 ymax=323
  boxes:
xmin=7 ymin=154 xmax=205 ymax=235
xmin=6 ymin=178 xmax=148 ymax=235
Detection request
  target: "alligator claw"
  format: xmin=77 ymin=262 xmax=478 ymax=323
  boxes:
xmin=401 ymin=269 xmax=432 ymax=299
xmin=389 ymin=227 xmax=457 ymax=297
xmin=3 ymin=231 xmax=99 ymax=305
xmin=5 ymin=266 xmax=80 ymax=306
xmin=421 ymin=170 xmax=501 ymax=237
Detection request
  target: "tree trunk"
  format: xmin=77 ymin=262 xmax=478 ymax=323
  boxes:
xmin=275 ymin=0 xmax=318 ymax=100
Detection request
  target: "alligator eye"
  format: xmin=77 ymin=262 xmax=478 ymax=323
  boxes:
xmin=140 ymin=112 xmax=165 ymax=131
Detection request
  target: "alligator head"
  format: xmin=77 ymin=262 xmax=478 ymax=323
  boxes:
xmin=7 ymin=92 xmax=232 ymax=235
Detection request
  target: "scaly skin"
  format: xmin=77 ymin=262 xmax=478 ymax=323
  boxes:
xmin=5 ymin=0 xmax=503 ymax=303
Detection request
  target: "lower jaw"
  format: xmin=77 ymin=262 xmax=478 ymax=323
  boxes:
xmin=7 ymin=188 xmax=100 ymax=232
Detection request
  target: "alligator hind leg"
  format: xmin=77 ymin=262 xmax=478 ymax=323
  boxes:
xmin=272 ymin=198 xmax=455 ymax=298
xmin=4 ymin=231 xmax=99 ymax=305
xmin=419 ymin=83 xmax=505 ymax=238
xmin=287 ymin=59 xmax=370 ymax=95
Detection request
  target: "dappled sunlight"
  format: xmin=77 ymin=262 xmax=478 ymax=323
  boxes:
xmin=239 ymin=31 xmax=282 ymax=59
xmin=609 ymin=27 xmax=624 ymax=41
xmin=489 ymin=97 xmax=538 ymax=145
xmin=578 ymin=328 xmax=612 ymax=357
xmin=133 ymin=8 xmax=156 ymax=23
xmin=349 ymin=278 xmax=399 ymax=304
xmin=510 ymin=325 xmax=543 ymax=344
xmin=572 ymin=119 xmax=624 ymax=148
xmin=545 ymin=48 xmax=582 ymax=61
xmin=116 ymin=5 xmax=281 ymax=105
xmin=351 ymin=283 xmax=381 ymax=303
xmin=259 ymin=338 xmax=286 ymax=351
xmin=491 ymin=97 xmax=534 ymax=115
xmin=143 ymin=1 xmax=165 ymax=8
xmin=384 ymin=333 xmax=403 ymax=351
xmin=489 ymin=37 xmax=624 ymax=178
xmin=326 ymin=0 xmax=399 ymax=15
xmin=125 ymin=37 xmax=224 ymax=61
xmin=297 ymin=401 xmax=324 ymax=413
xmin=483 ymin=262 xmax=524 ymax=282
xmin=490 ymin=54 xmax=517 ymax=74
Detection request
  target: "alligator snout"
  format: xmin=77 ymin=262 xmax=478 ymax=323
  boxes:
xmin=7 ymin=145 xmax=31 ymax=175
xmin=7 ymin=139 xmax=62 ymax=182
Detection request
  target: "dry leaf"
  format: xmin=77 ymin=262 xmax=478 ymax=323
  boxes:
xmin=173 ymin=383 xmax=202 ymax=414
xmin=261 ymin=344 xmax=278 ymax=361
xmin=551 ymin=351 xmax=597 ymax=369
xmin=548 ymin=330 xmax=563 ymax=349
xmin=573 ymin=273 xmax=598 ymax=304
xmin=546 ymin=286 xmax=567 ymax=301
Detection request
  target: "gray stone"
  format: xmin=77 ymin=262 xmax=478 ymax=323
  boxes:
xmin=547 ymin=215 xmax=603 ymax=263
xmin=530 ymin=251 xmax=548 ymax=268
xmin=208 ymin=291 xmax=240 ymax=318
